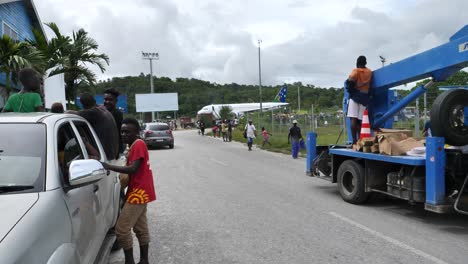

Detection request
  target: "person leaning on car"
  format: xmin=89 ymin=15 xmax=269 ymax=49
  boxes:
xmin=102 ymin=118 xmax=156 ymax=264
xmin=68 ymin=92 xmax=119 ymax=161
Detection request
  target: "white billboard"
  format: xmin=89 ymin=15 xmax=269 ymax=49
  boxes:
xmin=135 ymin=93 xmax=179 ymax=112
xmin=44 ymin=73 xmax=67 ymax=110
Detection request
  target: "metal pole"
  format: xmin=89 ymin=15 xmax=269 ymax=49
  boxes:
xmin=311 ymin=104 xmax=315 ymax=132
xmin=271 ymin=108 xmax=274 ymax=135
xmin=149 ymin=58 xmax=154 ymax=122
xmin=258 ymin=40 xmax=263 ymax=128
xmin=298 ymin=86 xmax=301 ymax=113
xmin=424 ymin=92 xmax=427 ymax=123
xmin=415 ymin=97 xmax=420 ymax=137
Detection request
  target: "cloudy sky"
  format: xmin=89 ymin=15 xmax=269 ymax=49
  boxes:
xmin=35 ymin=0 xmax=467 ymax=87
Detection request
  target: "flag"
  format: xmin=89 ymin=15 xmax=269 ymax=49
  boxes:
xmin=273 ymin=85 xmax=287 ymax=102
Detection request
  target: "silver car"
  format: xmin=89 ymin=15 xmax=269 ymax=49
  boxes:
xmin=142 ymin=122 xmax=174 ymax=149
xmin=0 ymin=113 xmax=121 ymax=264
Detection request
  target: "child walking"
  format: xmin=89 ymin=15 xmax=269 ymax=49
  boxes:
xmin=261 ymin=127 xmax=272 ymax=147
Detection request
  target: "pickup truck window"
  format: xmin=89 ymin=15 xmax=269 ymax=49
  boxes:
xmin=0 ymin=124 xmax=46 ymax=193
xmin=73 ymin=121 xmax=102 ymax=160
xmin=57 ymin=122 xmax=84 ymax=183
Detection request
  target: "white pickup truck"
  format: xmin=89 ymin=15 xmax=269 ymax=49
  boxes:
xmin=0 ymin=113 xmax=121 ymax=264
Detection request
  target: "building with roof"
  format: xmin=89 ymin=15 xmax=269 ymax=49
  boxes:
xmin=0 ymin=0 xmax=66 ymax=109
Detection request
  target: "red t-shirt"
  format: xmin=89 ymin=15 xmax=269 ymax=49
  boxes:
xmin=126 ymin=139 xmax=156 ymax=204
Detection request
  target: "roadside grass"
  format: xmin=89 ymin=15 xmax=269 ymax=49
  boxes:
xmin=205 ymin=126 xmax=344 ymax=156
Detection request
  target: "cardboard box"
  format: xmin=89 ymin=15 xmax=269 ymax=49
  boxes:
xmin=371 ymin=144 xmax=379 ymax=153
xmin=360 ymin=137 xmax=376 ymax=146
xmin=378 ymin=128 xmax=413 ymax=138
xmin=353 ymin=143 xmax=363 ymax=151
xmin=378 ymin=136 xmax=424 ymax=156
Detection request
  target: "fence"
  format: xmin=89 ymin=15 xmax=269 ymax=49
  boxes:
xmin=240 ymin=106 xmax=426 ymax=146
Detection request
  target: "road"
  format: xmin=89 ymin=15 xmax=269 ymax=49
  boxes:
xmin=109 ymin=130 xmax=468 ymax=264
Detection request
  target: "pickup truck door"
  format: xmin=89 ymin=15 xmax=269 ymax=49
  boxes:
xmin=56 ymin=121 xmax=99 ymax=263
xmin=71 ymin=120 xmax=119 ymax=235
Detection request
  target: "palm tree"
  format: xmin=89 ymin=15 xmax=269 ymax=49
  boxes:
xmin=31 ymin=23 xmax=109 ymax=104
xmin=219 ymin=105 xmax=234 ymax=120
xmin=29 ymin=22 xmax=70 ymax=75
xmin=0 ymin=35 xmax=44 ymax=96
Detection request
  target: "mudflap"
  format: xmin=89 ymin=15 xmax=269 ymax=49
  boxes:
xmin=312 ymin=146 xmax=332 ymax=178
xmin=454 ymin=174 xmax=468 ymax=215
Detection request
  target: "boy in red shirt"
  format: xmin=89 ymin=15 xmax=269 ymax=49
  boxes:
xmin=103 ymin=118 xmax=156 ymax=264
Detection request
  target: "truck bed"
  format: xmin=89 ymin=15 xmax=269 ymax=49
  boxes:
xmin=329 ymin=148 xmax=425 ymax=166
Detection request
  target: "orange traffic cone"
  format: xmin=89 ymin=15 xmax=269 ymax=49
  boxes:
xmin=360 ymin=109 xmax=371 ymax=139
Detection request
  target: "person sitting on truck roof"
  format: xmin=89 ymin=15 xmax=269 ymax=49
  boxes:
xmin=346 ymin=55 xmax=372 ymax=144
xmin=2 ymin=68 xmax=44 ymax=113
xmin=51 ymin=102 xmax=64 ymax=113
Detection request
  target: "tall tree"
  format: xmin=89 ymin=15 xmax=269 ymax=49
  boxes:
xmin=219 ymin=105 xmax=234 ymax=120
xmin=29 ymin=22 xmax=71 ymax=75
xmin=37 ymin=23 xmax=109 ymax=104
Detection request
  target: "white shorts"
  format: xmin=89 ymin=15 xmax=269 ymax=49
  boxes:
xmin=347 ymin=98 xmax=365 ymax=120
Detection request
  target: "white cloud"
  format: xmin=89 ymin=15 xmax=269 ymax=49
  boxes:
xmin=34 ymin=0 xmax=468 ymax=87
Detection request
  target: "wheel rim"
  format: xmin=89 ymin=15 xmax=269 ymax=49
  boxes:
xmin=342 ymin=171 xmax=356 ymax=195
xmin=448 ymin=104 xmax=468 ymax=134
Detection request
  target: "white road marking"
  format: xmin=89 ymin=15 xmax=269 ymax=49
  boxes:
xmin=210 ymin=158 xmax=228 ymax=166
xmin=328 ymin=212 xmax=448 ymax=264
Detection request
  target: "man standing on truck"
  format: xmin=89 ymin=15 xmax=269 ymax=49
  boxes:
xmin=346 ymin=55 xmax=372 ymax=144
xmin=102 ymin=118 xmax=156 ymax=264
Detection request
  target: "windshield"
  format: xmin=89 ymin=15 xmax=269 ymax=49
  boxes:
xmin=0 ymin=124 xmax=46 ymax=194
xmin=148 ymin=124 xmax=169 ymax=131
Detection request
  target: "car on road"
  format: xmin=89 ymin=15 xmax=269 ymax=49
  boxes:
xmin=141 ymin=122 xmax=174 ymax=149
xmin=0 ymin=113 xmax=121 ymax=264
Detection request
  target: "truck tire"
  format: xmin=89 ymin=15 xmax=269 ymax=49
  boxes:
xmin=337 ymin=160 xmax=369 ymax=204
xmin=431 ymin=89 xmax=468 ymax=146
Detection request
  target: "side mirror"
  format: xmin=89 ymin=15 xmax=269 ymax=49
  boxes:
xmin=69 ymin=159 xmax=105 ymax=187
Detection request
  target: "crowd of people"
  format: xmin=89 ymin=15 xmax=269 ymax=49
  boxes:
xmin=0 ymin=68 xmax=155 ymax=264
xmin=198 ymin=119 xmax=235 ymax=142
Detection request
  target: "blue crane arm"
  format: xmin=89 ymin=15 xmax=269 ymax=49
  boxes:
xmin=371 ymin=25 xmax=468 ymax=90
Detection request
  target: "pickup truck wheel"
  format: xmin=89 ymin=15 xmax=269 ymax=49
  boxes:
xmin=337 ymin=160 xmax=369 ymax=204
xmin=431 ymin=89 xmax=468 ymax=146
xmin=169 ymin=144 xmax=174 ymax=149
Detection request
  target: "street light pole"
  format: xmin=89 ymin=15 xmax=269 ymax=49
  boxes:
xmin=258 ymin=39 xmax=263 ymax=127
xmin=298 ymin=85 xmax=301 ymax=112
xmin=379 ymin=55 xmax=386 ymax=68
xmin=142 ymin=51 xmax=159 ymax=121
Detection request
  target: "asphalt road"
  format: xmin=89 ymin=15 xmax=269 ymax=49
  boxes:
xmin=109 ymin=130 xmax=468 ymax=264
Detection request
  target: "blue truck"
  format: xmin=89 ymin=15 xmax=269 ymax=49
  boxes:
xmin=307 ymin=25 xmax=468 ymax=215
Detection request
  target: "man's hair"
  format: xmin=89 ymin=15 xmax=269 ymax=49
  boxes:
xmin=19 ymin=68 xmax=41 ymax=90
xmin=104 ymin=88 xmax=120 ymax=98
xmin=356 ymin=56 xmax=367 ymax=68
xmin=122 ymin=117 xmax=141 ymax=132
xmin=51 ymin=102 xmax=64 ymax=113
xmin=79 ymin=93 xmax=96 ymax=109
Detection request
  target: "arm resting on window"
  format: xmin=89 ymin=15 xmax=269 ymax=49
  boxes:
xmin=102 ymin=158 xmax=142 ymax=175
